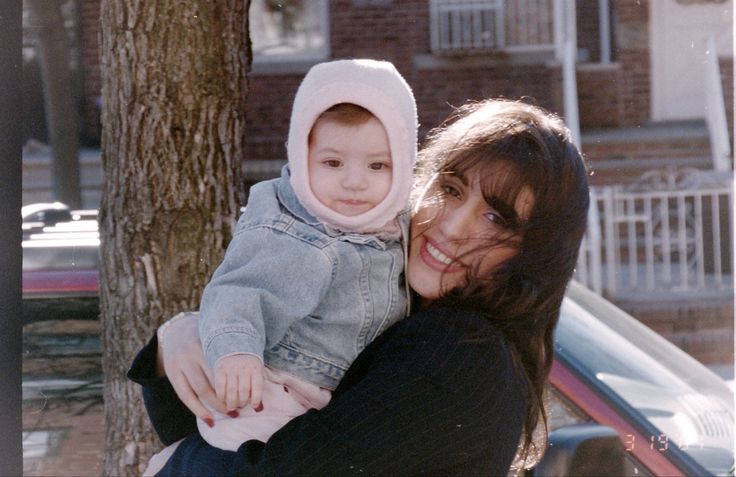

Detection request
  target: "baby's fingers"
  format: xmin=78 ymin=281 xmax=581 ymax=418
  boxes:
xmin=237 ymin=372 xmax=251 ymax=410
xmin=214 ymin=370 xmax=231 ymax=410
xmin=225 ymin=372 xmax=242 ymax=411
xmin=250 ymin=370 xmax=264 ymax=409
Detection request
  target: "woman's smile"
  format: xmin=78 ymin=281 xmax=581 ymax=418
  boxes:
xmin=419 ymin=237 xmax=465 ymax=273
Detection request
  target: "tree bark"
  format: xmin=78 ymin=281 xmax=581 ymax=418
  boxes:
xmin=27 ymin=0 xmax=82 ymax=209
xmin=98 ymin=1 xmax=250 ymax=474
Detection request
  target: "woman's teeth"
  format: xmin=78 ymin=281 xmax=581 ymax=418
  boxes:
xmin=426 ymin=242 xmax=452 ymax=265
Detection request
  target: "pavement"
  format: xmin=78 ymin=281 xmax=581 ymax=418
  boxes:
xmin=22 ymin=319 xmax=104 ymax=477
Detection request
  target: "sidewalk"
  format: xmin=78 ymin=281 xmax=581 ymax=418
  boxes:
xmin=23 ymin=397 xmax=104 ymax=476
xmin=22 ymin=320 xmax=104 ymax=477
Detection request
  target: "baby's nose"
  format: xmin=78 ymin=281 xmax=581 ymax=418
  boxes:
xmin=342 ymin=168 xmax=368 ymax=190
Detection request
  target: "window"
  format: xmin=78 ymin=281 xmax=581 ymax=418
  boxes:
xmin=249 ymin=0 xmax=329 ymax=62
xmin=429 ymin=0 xmax=555 ymax=54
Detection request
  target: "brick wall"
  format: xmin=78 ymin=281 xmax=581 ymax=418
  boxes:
xmin=243 ymin=75 xmax=303 ymax=163
xmin=613 ymin=0 xmax=650 ymax=126
xmin=413 ymin=63 xmax=561 ymax=139
xmin=577 ymin=64 xmax=622 ymax=129
xmin=622 ymin=301 xmax=734 ymax=367
xmin=330 ymin=0 xmax=427 ymax=67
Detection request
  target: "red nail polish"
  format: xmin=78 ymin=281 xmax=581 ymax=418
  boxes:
xmin=254 ymin=403 xmax=264 ymax=412
xmin=204 ymin=418 xmax=214 ymax=428
xmin=227 ymin=410 xmax=239 ymax=418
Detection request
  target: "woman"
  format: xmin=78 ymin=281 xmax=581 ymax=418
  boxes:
xmin=129 ymin=98 xmax=590 ymax=476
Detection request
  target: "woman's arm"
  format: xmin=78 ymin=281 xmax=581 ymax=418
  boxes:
xmin=153 ymin=308 xmax=528 ymax=476
xmin=127 ymin=334 xmax=199 ymax=445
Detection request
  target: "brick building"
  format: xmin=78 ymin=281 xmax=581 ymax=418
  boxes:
xmin=65 ymin=0 xmax=733 ymax=186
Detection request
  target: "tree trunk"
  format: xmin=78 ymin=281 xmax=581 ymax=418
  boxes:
xmin=27 ymin=0 xmax=82 ymax=209
xmin=98 ymin=1 xmax=250 ymax=474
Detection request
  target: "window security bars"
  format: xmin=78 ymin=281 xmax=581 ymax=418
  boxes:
xmin=429 ymin=0 xmax=556 ymax=54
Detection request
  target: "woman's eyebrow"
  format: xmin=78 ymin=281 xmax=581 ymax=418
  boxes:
xmin=444 ymin=170 xmax=469 ymax=186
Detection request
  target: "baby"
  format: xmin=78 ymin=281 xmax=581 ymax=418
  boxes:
xmin=144 ymin=59 xmax=417 ymax=474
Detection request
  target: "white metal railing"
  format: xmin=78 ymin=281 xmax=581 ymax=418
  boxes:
xmin=429 ymin=0 xmax=555 ymax=53
xmin=704 ymin=34 xmax=732 ymax=172
xmin=576 ymin=169 xmax=734 ymax=298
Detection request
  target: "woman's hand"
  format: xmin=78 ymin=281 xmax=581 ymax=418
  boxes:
xmin=157 ymin=312 xmax=229 ymax=422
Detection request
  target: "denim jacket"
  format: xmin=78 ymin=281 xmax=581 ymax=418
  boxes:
xmin=199 ymin=167 xmax=409 ymax=390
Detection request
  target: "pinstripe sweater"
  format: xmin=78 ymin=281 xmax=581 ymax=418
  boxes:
xmin=129 ymin=306 xmax=527 ymax=476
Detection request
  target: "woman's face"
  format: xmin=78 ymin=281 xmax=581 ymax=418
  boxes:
xmin=408 ymin=164 xmax=535 ymax=301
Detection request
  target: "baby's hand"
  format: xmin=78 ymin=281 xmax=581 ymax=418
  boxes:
xmin=213 ymin=354 xmax=264 ymax=412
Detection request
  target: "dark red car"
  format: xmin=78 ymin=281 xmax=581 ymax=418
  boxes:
xmin=22 ymin=203 xmax=99 ymax=321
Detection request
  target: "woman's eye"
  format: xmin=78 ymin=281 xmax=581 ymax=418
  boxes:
xmin=323 ymin=159 xmax=341 ymax=168
xmin=485 ymin=211 xmax=508 ymax=228
xmin=441 ymin=183 xmax=462 ymax=199
xmin=368 ymin=162 xmax=390 ymax=171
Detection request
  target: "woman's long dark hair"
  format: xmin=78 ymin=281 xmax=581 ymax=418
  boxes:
xmin=413 ymin=99 xmax=590 ymax=468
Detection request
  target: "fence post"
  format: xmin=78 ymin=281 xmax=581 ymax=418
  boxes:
xmin=602 ymin=186 xmax=616 ymax=295
xmin=587 ymin=190 xmax=603 ymax=294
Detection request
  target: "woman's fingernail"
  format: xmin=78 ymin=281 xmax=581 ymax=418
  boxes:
xmin=254 ymin=403 xmax=264 ymax=412
xmin=227 ymin=411 xmax=239 ymax=418
xmin=204 ymin=418 xmax=214 ymax=428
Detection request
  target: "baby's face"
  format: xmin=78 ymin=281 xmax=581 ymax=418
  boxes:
xmin=307 ymin=116 xmax=392 ymax=216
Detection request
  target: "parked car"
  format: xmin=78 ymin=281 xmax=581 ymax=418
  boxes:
xmin=21 ymin=204 xmax=734 ymax=476
xmin=22 ymin=203 xmax=100 ymax=321
xmin=547 ymin=282 xmax=733 ymax=476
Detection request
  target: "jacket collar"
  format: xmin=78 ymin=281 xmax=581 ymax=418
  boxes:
xmin=277 ymin=165 xmax=393 ymax=248
xmin=277 ymin=165 xmax=323 ymax=228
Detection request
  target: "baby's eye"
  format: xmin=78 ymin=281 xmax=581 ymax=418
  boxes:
xmin=368 ymin=162 xmax=391 ymax=171
xmin=323 ymin=159 xmax=342 ymax=168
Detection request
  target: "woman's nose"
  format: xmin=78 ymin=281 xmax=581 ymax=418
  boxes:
xmin=438 ymin=202 xmax=474 ymax=240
